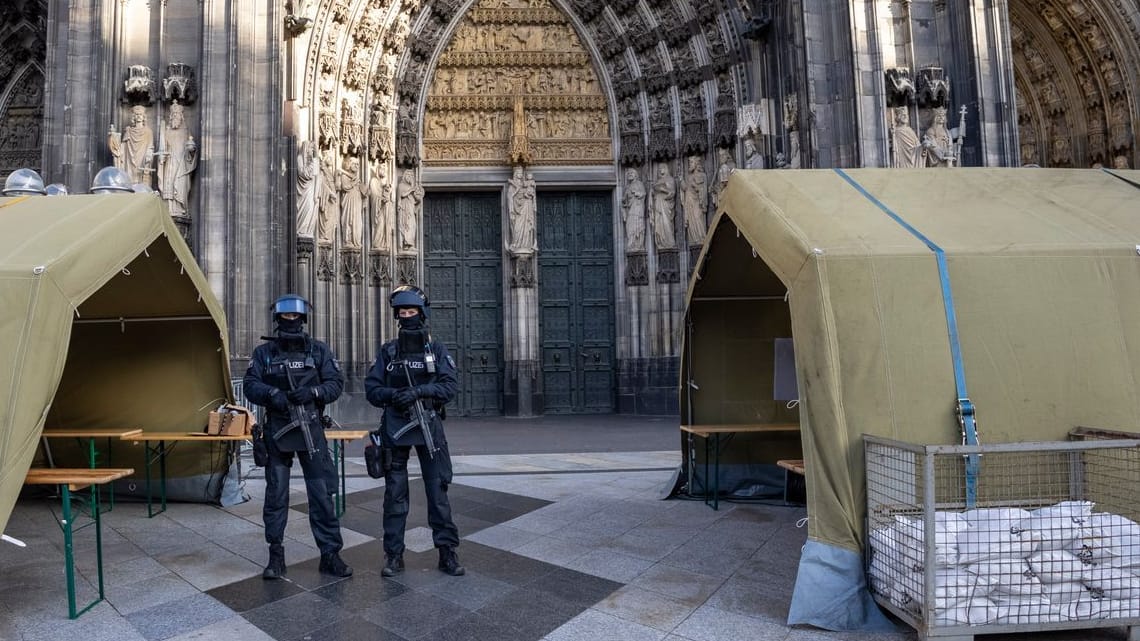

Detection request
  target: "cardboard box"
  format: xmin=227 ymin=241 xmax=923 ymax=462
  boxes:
xmin=207 ymin=404 xmax=257 ymax=436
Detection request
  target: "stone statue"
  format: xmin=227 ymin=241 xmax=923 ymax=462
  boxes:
xmin=506 ymin=165 xmax=537 ymax=256
xmin=338 ymin=156 xmax=365 ymax=248
xmin=123 ymin=105 xmax=154 ymax=185
xmin=713 ymin=147 xmax=736 ymax=211
xmin=651 ymin=163 xmax=676 ymax=250
xmin=158 ymin=102 xmax=198 ymax=217
xmin=508 ymin=89 xmax=532 ymax=164
xmin=743 ymin=137 xmax=763 ymax=169
xmin=622 ymin=168 xmax=646 ymax=252
xmin=681 ymin=156 xmax=708 ymax=246
xmin=922 ymin=107 xmax=954 ymax=167
xmin=396 ymin=170 xmax=423 ymax=255
xmin=295 ymin=140 xmax=319 ymax=239
xmin=369 ymin=164 xmax=393 ymax=251
xmin=317 ymin=149 xmax=338 ymax=245
xmin=890 ymin=106 xmax=921 ymax=168
xmin=107 ymin=124 xmax=124 ymax=172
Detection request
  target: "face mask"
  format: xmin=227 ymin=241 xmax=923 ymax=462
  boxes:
xmin=276 ymin=317 xmax=305 ymax=336
xmin=397 ymin=314 xmax=424 ymax=331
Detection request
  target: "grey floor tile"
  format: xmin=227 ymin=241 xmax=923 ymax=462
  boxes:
xmin=476 ymin=585 xmax=583 ymax=638
xmin=159 ymin=613 xmax=278 ymax=641
xmin=464 ymin=523 xmax=542 ymax=551
xmin=704 ymin=574 xmax=791 ymax=623
xmin=658 ymin=539 xmax=752 ymax=578
xmin=594 ymin=585 xmax=698 ymax=632
xmin=428 ymin=611 xmax=521 ymax=641
xmin=243 ymin=591 xmax=353 ymax=640
xmin=545 ymin=608 xmax=668 ymax=641
xmin=104 ymin=571 xmax=202 ymax=616
xmin=628 ymin=564 xmax=727 ymax=608
xmin=286 ymin=614 xmax=410 ymax=641
xmin=124 ymin=592 xmax=234 ymax=641
xmin=358 ymin=589 xmax=468 ymax=639
xmin=565 ymin=548 xmax=656 ymax=583
xmin=311 ymin=568 xmax=410 ymax=612
xmin=529 ymin=567 xmax=622 ymax=608
xmin=206 ymin=573 xmax=307 ymax=613
xmin=673 ymin=604 xmax=791 ymax=641
xmin=421 ymin=570 xmax=516 ymax=610
xmin=513 ymin=535 xmax=592 ymax=565
xmin=154 ymin=540 xmax=264 ymax=591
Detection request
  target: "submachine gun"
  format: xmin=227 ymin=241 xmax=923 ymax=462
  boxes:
xmin=390 ymin=331 xmax=438 ymax=458
xmin=275 ymin=364 xmax=319 ymax=455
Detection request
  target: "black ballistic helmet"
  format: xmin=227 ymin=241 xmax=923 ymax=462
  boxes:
xmin=389 ymin=285 xmax=429 ymax=319
xmin=272 ymin=294 xmax=311 ymax=322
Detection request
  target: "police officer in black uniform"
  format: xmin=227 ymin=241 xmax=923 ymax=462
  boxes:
xmin=243 ymin=294 xmax=352 ymax=580
xmin=364 ymin=285 xmax=465 ymax=577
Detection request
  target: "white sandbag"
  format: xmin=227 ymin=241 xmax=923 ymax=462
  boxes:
xmin=1019 ymin=501 xmax=1093 ymax=551
xmin=932 ymin=597 xmax=1001 ymax=625
xmin=1103 ymin=598 xmax=1140 ymax=619
xmin=994 ymin=601 xmax=1065 ymax=624
xmin=894 ymin=513 xmax=967 ymax=567
xmin=962 ymin=507 xmax=1032 ymax=529
xmin=894 ymin=566 xmax=994 ymax=608
xmin=1042 ymin=581 xmax=1087 ymax=604
xmin=1027 ymin=549 xmax=1087 ymax=584
xmin=966 ymin=559 xmax=1046 ymax=597
xmin=1073 ymin=513 xmax=1140 ymax=568
xmin=958 ymin=524 xmax=1042 ymax=564
xmin=1083 ymin=565 xmax=1140 ymax=601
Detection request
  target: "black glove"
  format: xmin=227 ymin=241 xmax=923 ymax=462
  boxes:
xmin=286 ymin=387 xmax=315 ymax=405
xmin=414 ymin=385 xmax=431 ymax=401
xmin=269 ymin=391 xmax=289 ymax=412
xmin=393 ymin=388 xmax=417 ymax=410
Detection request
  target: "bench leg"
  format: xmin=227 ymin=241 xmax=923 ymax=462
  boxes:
xmin=58 ymin=484 xmax=106 ymax=619
xmin=144 ymin=440 xmax=168 ymax=518
xmin=333 ymin=440 xmax=347 ymax=518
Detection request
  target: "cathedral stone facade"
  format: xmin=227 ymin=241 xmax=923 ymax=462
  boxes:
xmin=2 ymin=0 xmax=1137 ymax=420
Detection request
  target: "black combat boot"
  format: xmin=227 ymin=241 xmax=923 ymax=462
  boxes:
xmin=262 ymin=545 xmax=286 ymax=580
xmin=381 ymin=553 xmax=404 ymax=577
xmin=319 ymin=552 xmax=353 ymax=577
xmin=438 ymin=546 xmax=465 ymax=576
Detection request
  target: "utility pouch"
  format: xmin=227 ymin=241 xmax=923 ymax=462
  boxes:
xmin=364 ymin=430 xmax=385 ymax=479
xmin=251 ymin=424 xmax=269 ymax=467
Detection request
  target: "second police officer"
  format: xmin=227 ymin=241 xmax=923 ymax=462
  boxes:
xmin=365 ymin=285 xmax=465 ymax=577
xmin=243 ymin=294 xmax=352 ymax=580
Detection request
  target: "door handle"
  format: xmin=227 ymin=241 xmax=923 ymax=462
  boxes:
xmin=553 ymin=353 xmax=560 ymax=363
xmin=480 ymin=354 xmax=487 ymax=366
xmin=580 ymin=351 xmax=589 ymax=358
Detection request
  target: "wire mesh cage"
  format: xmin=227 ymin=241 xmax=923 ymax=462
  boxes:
xmin=864 ymin=435 xmax=1140 ymax=640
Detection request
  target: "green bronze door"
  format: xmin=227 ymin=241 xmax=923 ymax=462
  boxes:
xmin=538 ymin=191 xmax=615 ymax=413
xmin=424 ymin=192 xmax=503 ymax=416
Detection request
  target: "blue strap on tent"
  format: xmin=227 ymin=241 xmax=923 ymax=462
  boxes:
xmin=1101 ymin=167 xmax=1140 ymax=191
xmin=833 ymin=169 xmax=980 ymax=506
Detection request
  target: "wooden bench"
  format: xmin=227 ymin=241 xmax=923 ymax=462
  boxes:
xmin=120 ymin=431 xmax=249 ymax=517
xmin=41 ymin=428 xmax=143 ymax=514
xmin=680 ymin=423 xmax=800 ymax=510
xmin=24 ymin=467 xmax=134 ymax=619
xmin=777 ymin=459 xmax=806 ymax=505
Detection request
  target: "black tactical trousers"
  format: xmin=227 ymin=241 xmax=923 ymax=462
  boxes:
xmin=383 ymin=444 xmax=459 ymax=556
xmin=263 ymin=447 xmax=343 ymax=555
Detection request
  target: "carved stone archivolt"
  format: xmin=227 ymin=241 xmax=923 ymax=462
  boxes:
xmin=1010 ymin=0 xmax=1137 ymax=168
xmin=423 ymin=0 xmax=612 ymax=167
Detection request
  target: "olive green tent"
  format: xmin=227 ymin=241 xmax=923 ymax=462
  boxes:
xmin=682 ymin=168 xmax=1140 ymax=630
xmin=0 ymin=194 xmax=232 ymax=536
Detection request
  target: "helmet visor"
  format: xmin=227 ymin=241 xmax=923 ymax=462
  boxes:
xmin=273 ymin=296 xmax=309 ymax=316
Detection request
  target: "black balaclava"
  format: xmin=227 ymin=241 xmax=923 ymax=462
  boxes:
xmin=396 ymin=310 xmax=428 ymax=358
xmin=275 ymin=316 xmax=307 ymax=349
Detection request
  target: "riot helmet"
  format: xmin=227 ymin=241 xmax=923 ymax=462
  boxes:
xmin=389 ymin=285 xmax=429 ymax=319
xmin=272 ymin=294 xmax=310 ymax=338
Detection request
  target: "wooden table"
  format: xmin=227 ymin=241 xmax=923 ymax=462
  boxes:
xmin=120 ymin=432 xmax=249 ymax=517
xmin=325 ymin=430 xmax=370 ymax=517
xmin=680 ymin=423 xmax=801 ymax=510
xmin=24 ymin=467 xmax=134 ymax=619
xmin=41 ymin=428 xmax=143 ymax=513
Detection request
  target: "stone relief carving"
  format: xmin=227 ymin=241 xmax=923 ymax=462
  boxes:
xmin=368 ymin=252 xmax=393 ymax=287
xmin=396 ymin=170 xmax=423 ymax=255
xmin=622 ymin=167 xmax=646 ymax=253
xmin=341 ymin=249 xmax=362 ymax=284
xmin=369 ymin=103 xmax=393 ymax=162
xmin=296 ymin=140 xmax=319 ymax=239
xmin=742 ymin=137 xmax=763 ymax=169
xmin=340 ymin=95 xmax=365 ymax=156
xmin=649 ymin=93 xmax=675 ymax=161
xmin=339 ymin=156 xmax=366 ymax=248
xmin=507 ymin=166 xmax=538 ymax=256
xmin=421 ymin=0 xmax=611 ymax=167
xmin=317 ymin=245 xmax=336 ymax=281
xmin=369 ymin=163 xmax=393 ymax=252
xmin=713 ymin=75 xmax=737 ymax=148
xmin=1110 ymin=99 xmax=1131 ymax=151
xmin=890 ymin=106 xmax=921 ymax=168
xmin=158 ymin=102 xmax=198 ymax=217
xmin=917 ymin=67 xmax=951 ymax=108
xmin=656 ymin=249 xmax=679 ymax=284
xmin=396 ymin=96 xmax=420 ymax=167
xmin=681 ymin=156 xmax=708 ymax=246
xmin=885 ymin=67 xmax=915 ymax=107
xmin=651 ymin=163 xmax=676 ymax=251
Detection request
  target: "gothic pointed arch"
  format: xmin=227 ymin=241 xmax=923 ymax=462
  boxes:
xmin=1010 ymin=0 xmax=1139 ymax=169
xmin=0 ymin=0 xmax=47 ymax=177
